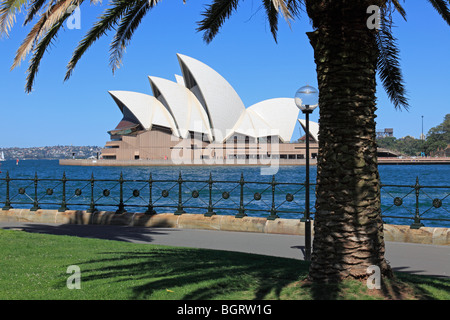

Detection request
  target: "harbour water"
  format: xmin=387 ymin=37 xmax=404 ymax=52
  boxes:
xmin=0 ymin=160 xmax=449 ymax=228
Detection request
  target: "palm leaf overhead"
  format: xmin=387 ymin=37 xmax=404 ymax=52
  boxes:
xmin=0 ymin=0 xmax=27 ymax=36
xmin=23 ymin=0 xmax=49 ymax=25
xmin=262 ymin=0 xmax=280 ymax=42
xmin=376 ymin=23 xmax=408 ymax=110
xmin=197 ymin=0 xmax=297 ymax=43
xmin=21 ymin=0 xmax=87 ymax=92
xmin=270 ymin=0 xmax=294 ymax=25
xmin=22 ymin=0 xmax=101 ymax=26
xmin=196 ymin=0 xmax=241 ymax=43
xmin=376 ymin=3 xmax=409 ymax=110
xmin=11 ymin=0 xmax=83 ymax=70
xmin=427 ymin=0 xmax=450 ymax=25
xmin=262 ymin=0 xmax=301 ymax=42
xmin=195 ymin=0 xmax=446 ymax=110
xmin=1 ymin=0 xmax=449 ymax=103
xmin=390 ymin=0 xmax=407 ymax=20
xmin=109 ymin=0 xmax=160 ymax=74
xmin=64 ymin=0 xmax=140 ymax=81
xmin=25 ymin=15 xmax=68 ymax=92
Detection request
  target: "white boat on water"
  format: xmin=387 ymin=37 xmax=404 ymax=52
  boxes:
xmin=0 ymin=152 xmax=5 ymax=161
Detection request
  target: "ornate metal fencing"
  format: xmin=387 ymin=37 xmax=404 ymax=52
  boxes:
xmin=380 ymin=177 xmax=450 ymax=228
xmin=0 ymin=171 xmax=311 ymax=220
xmin=0 ymin=172 xmax=449 ymax=228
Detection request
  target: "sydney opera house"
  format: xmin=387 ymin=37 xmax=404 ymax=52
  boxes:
xmin=100 ymin=54 xmax=318 ymax=164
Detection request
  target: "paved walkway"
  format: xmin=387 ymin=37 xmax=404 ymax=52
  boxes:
xmin=0 ymin=222 xmax=449 ymax=278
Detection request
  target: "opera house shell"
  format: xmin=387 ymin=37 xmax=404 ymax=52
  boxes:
xmin=101 ymin=54 xmax=318 ymax=163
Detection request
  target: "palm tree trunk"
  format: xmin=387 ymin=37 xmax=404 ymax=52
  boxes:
xmin=305 ymin=0 xmax=393 ymax=281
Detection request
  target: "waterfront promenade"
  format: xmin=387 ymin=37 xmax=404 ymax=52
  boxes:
xmin=0 ymin=220 xmax=448 ymax=278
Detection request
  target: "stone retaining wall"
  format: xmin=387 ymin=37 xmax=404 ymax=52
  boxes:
xmin=0 ymin=209 xmax=448 ymax=246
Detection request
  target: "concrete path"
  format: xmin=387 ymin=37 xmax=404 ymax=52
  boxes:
xmin=0 ymin=222 xmax=449 ymax=278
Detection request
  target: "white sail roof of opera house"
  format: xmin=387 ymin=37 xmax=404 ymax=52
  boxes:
xmin=108 ymin=53 xmax=307 ymax=143
xmin=298 ymin=118 xmax=319 ymax=142
xmin=108 ymin=90 xmax=179 ymax=137
xmin=224 ymin=108 xmax=273 ymax=141
xmin=148 ymin=76 xmax=214 ymax=141
xmin=176 ymin=53 xmax=246 ymax=142
xmin=174 ymin=74 xmax=185 ymax=86
xmin=224 ymin=98 xmax=299 ymax=142
xmin=247 ymin=98 xmax=299 ymax=142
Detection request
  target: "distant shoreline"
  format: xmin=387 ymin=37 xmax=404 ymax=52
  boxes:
xmin=2 ymin=157 xmax=449 ymax=165
xmin=58 ymin=157 xmax=450 ymax=167
xmin=0 ymin=145 xmax=102 ymax=161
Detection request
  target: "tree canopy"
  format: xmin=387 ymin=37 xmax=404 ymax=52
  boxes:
xmin=0 ymin=0 xmax=414 ymax=110
xmin=377 ymin=114 xmax=450 ymax=156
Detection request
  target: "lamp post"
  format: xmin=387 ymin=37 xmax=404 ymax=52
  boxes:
xmin=295 ymin=85 xmax=319 ymax=261
xmin=421 ymin=115 xmax=425 ymax=157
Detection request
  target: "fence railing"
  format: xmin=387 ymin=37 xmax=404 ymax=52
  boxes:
xmin=380 ymin=177 xmax=450 ymax=228
xmin=0 ymin=172 xmax=449 ymax=229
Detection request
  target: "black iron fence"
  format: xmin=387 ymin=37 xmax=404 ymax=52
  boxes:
xmin=380 ymin=177 xmax=450 ymax=228
xmin=0 ymin=172 xmax=449 ymax=228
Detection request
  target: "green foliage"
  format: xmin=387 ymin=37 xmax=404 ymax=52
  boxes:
xmin=0 ymin=229 xmax=449 ymax=300
xmin=377 ymin=135 xmax=425 ymax=156
xmin=377 ymin=114 xmax=450 ymax=156
xmin=1 ymin=0 xmax=449 ymax=101
xmin=0 ymin=228 xmax=308 ymax=300
xmin=425 ymin=113 xmax=450 ymax=154
xmin=376 ymin=8 xmax=408 ymax=110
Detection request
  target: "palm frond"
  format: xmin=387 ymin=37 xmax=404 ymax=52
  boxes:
xmin=390 ymin=0 xmax=407 ymax=20
xmin=109 ymin=0 xmax=157 ymax=74
xmin=0 ymin=0 xmax=28 ymax=37
xmin=198 ymin=0 xmax=299 ymax=43
xmin=11 ymin=8 xmax=48 ymax=69
xmin=25 ymin=9 xmax=69 ymax=93
xmin=11 ymin=0 xmax=82 ymax=70
xmin=271 ymin=0 xmax=292 ymax=22
xmin=65 ymin=0 xmax=135 ymax=80
xmin=263 ymin=0 xmax=299 ymax=41
xmin=23 ymin=0 xmax=47 ymax=25
xmin=376 ymin=16 xmax=409 ymax=110
xmin=262 ymin=0 xmax=279 ymax=42
xmin=196 ymin=0 xmax=240 ymax=43
xmin=427 ymin=0 xmax=450 ymax=26
xmin=286 ymin=0 xmax=302 ymax=19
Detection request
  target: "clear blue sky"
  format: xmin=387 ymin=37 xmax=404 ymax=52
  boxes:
xmin=0 ymin=1 xmax=449 ymax=148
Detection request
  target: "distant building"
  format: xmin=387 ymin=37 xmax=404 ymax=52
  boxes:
xmin=100 ymin=54 xmax=394 ymax=163
xmin=101 ymin=54 xmax=319 ymax=163
xmin=376 ymin=128 xmax=394 ymax=139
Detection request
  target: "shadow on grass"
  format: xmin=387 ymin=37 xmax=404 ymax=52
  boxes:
xmin=300 ymin=273 xmax=450 ymax=300
xmin=388 ymin=272 xmax=450 ymax=300
xmin=2 ymin=223 xmax=169 ymax=244
xmin=76 ymin=248 xmax=310 ymax=300
xmin=3 ymin=224 xmax=447 ymax=299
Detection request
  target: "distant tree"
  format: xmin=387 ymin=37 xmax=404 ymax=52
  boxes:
xmin=425 ymin=114 xmax=450 ymax=155
xmin=376 ymin=136 xmax=398 ymax=152
xmin=396 ymin=136 xmax=423 ymax=156
xmin=377 ymin=114 xmax=450 ymax=156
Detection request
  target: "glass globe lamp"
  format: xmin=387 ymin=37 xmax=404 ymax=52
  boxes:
xmin=295 ymin=85 xmax=319 ymax=112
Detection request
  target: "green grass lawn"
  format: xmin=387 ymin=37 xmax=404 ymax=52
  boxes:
xmin=0 ymin=229 xmax=448 ymax=300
